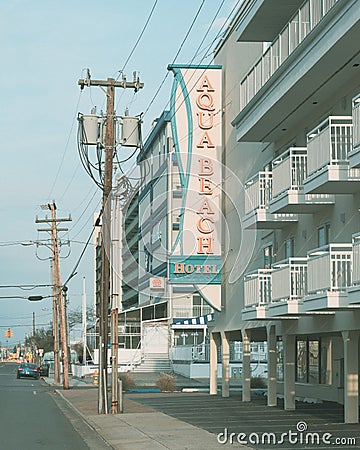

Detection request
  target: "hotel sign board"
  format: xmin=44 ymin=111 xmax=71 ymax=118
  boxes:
xmin=168 ymin=65 xmax=222 ymax=310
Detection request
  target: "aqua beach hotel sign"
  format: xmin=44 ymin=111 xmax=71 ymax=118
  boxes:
xmin=168 ymin=64 xmax=222 ymax=310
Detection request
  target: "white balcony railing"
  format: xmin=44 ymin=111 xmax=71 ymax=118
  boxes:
xmin=307 ymin=244 xmax=352 ymax=294
xmin=244 ymin=269 xmax=272 ymax=307
xmin=172 ymin=305 xmax=213 ymax=319
xmin=271 ymin=257 xmax=307 ymax=302
xmin=306 ymin=116 xmax=353 ymax=177
xmin=272 ymin=147 xmax=307 ymax=197
xmin=352 ymin=93 xmax=360 ymax=152
xmin=244 ymin=171 xmax=272 ymax=215
xmin=352 ymin=233 xmax=360 ymax=286
xmin=240 ymin=0 xmax=339 ymax=110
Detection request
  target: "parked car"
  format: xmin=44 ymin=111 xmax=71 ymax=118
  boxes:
xmin=17 ymin=362 xmax=40 ymax=379
xmin=39 ymin=363 xmax=50 ymax=377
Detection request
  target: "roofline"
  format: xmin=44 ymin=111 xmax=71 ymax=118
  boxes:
xmin=137 ymin=110 xmax=171 ymax=163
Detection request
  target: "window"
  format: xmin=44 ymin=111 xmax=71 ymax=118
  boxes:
xmin=318 ymin=224 xmax=331 ymax=247
xmin=192 ymin=295 xmax=213 ymax=316
xmin=296 ymin=340 xmax=307 ymax=382
xmin=295 ymin=338 xmax=321 ymax=384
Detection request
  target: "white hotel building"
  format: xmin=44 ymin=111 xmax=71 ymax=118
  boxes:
xmin=209 ymin=0 xmax=360 ymax=423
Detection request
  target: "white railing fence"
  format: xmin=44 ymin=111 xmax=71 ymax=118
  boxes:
xmin=352 ymin=233 xmax=360 ymax=285
xmin=244 ymin=269 xmax=272 ymax=307
xmin=172 ymin=305 xmax=213 ymax=318
xmin=240 ymin=0 xmax=339 ymax=110
xmin=352 ymin=93 xmax=360 ymax=152
xmin=307 ymin=244 xmax=352 ymax=294
xmin=245 ymin=171 xmax=272 ymax=214
xmin=272 ymin=147 xmax=307 ymax=197
xmin=271 ymin=258 xmax=307 ymax=302
xmin=306 ymin=116 xmax=352 ymax=176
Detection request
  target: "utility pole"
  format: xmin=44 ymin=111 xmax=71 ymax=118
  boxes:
xmin=82 ymin=277 xmax=87 ymax=366
xmin=51 ymin=260 xmax=60 ymax=384
xmin=32 ymin=312 xmax=36 ymax=363
xmin=36 ymin=202 xmax=72 ymax=389
xmin=78 ymin=73 xmax=143 ymax=414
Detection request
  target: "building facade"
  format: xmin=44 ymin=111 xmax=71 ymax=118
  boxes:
xmin=210 ymin=0 xmax=360 ymax=423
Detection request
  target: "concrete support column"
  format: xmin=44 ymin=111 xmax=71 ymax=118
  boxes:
xmin=241 ymin=328 xmax=251 ymax=402
xmin=283 ymin=334 xmax=295 ymax=411
xmin=267 ymin=324 xmax=277 ymax=407
xmin=210 ymin=332 xmax=219 ymax=395
xmin=342 ymin=330 xmax=359 ymax=424
xmin=221 ymin=332 xmax=230 ymax=398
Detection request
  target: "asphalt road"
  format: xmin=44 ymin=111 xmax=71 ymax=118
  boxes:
xmin=0 ymin=362 xmax=109 ymax=450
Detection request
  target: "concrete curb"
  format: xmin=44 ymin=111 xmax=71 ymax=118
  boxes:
xmin=55 ymin=389 xmax=115 ymax=449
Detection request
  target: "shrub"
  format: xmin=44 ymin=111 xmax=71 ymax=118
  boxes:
xmin=119 ymin=372 xmax=136 ymax=391
xmin=156 ymin=372 xmax=176 ymax=392
xmin=250 ymin=376 xmax=267 ymax=389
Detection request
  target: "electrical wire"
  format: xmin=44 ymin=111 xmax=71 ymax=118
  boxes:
xmin=141 ymin=0 xmax=206 ymax=122
xmin=69 ymin=188 xmax=99 ymax=232
xmin=120 ymin=0 xmax=237 ymax=164
xmin=68 ymin=1 xmax=239 ymax=274
xmin=114 ymin=0 xmax=159 ymax=112
xmin=63 ymin=209 xmax=103 ymax=287
xmin=48 ymin=89 xmax=83 ymax=199
xmin=108 ymin=0 xmax=210 ymax=188
xmin=70 ymin=197 xmax=102 ymax=240
xmin=0 ymin=284 xmax=52 ymax=289
xmin=120 ymin=0 xmax=159 ymax=75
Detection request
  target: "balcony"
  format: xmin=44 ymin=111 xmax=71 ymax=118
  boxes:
xmin=232 ymin=0 xmax=359 ymax=143
xmin=269 ymin=147 xmax=335 ymax=213
xmin=268 ymin=257 xmax=307 ymax=317
xmin=303 ymin=116 xmax=360 ymax=194
xmin=239 ymin=0 xmax=340 ymax=110
xmin=244 ymin=171 xmax=298 ymax=229
xmin=242 ymin=269 xmax=272 ymax=320
xmin=348 ymin=93 xmax=360 ymax=168
xmin=348 ymin=233 xmax=360 ymax=305
xmin=302 ymin=244 xmax=352 ymax=311
xmin=172 ymin=305 xmax=213 ymax=319
xmin=235 ymin=0 xmax=304 ymax=43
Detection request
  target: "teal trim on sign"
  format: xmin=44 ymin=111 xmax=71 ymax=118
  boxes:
xmin=168 ymin=64 xmax=222 ymax=70
xmin=169 ymin=255 xmax=222 ymax=284
xmin=169 ymin=67 xmax=193 ymax=256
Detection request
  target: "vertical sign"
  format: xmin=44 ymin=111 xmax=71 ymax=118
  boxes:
xmin=168 ymin=65 xmax=222 ymax=310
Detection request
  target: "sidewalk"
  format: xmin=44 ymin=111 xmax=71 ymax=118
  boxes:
xmin=45 ymin=376 xmax=249 ymax=449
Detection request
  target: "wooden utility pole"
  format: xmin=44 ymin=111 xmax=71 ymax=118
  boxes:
xmin=78 ymin=73 xmax=143 ymax=414
xmin=51 ymin=260 xmax=60 ymax=384
xmin=36 ymin=202 xmax=72 ymax=389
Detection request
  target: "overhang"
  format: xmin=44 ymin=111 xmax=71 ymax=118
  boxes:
xmin=236 ymin=0 xmax=305 ymax=42
xmin=232 ymin=1 xmax=360 ymax=143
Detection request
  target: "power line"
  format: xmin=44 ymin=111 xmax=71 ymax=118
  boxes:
xmin=115 ymin=0 xmax=240 ymax=183
xmin=63 ymin=210 xmax=102 ymax=287
xmin=141 ymin=0 xmax=206 ymax=120
xmin=119 ymin=0 xmax=159 ymax=75
xmin=48 ymin=89 xmax=83 ymax=199
xmin=0 ymin=284 xmax=52 ymax=290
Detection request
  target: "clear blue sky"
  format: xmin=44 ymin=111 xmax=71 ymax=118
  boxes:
xmin=0 ymin=0 xmax=237 ymax=347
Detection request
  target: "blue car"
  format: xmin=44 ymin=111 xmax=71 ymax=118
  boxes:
xmin=17 ymin=362 xmax=40 ymax=379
